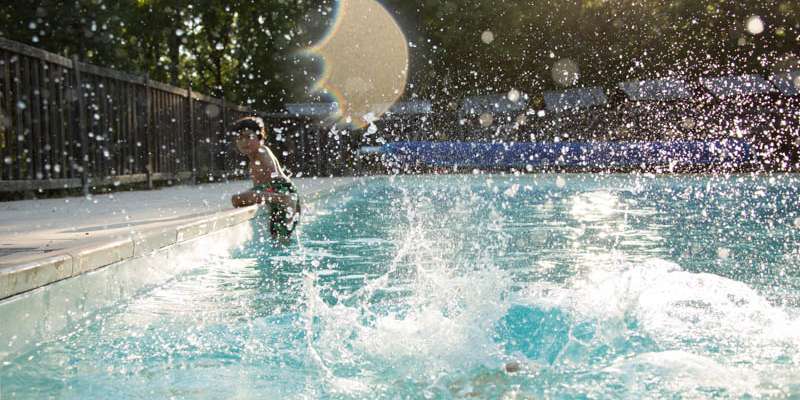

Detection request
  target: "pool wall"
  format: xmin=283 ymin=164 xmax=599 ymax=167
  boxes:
xmin=0 ymin=221 xmax=253 ymax=362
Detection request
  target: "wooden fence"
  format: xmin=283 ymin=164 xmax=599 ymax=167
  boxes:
xmin=0 ymin=38 xmax=349 ymax=195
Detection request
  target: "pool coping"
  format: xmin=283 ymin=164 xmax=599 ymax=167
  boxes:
xmin=0 ymin=177 xmax=357 ymax=301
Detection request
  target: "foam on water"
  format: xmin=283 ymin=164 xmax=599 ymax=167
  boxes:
xmin=511 ymin=257 xmax=800 ymax=396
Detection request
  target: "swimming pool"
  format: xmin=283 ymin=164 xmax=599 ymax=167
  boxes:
xmin=2 ymin=174 xmax=800 ymax=398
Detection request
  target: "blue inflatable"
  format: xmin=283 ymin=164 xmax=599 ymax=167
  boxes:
xmin=381 ymin=139 xmax=750 ymax=168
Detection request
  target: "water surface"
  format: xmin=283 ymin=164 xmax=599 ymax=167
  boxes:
xmin=3 ymin=174 xmax=800 ymax=398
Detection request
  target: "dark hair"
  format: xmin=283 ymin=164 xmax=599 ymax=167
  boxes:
xmin=230 ymin=117 xmax=265 ymax=139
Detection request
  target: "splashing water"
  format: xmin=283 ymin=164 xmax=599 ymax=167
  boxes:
xmin=2 ymin=174 xmax=800 ymax=398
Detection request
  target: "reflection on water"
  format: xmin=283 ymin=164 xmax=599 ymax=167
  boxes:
xmin=2 ymin=174 xmax=800 ymax=398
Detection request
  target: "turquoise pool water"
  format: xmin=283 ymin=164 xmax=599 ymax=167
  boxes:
xmin=3 ymin=174 xmax=800 ymax=398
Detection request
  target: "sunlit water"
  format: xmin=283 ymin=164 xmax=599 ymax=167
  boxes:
xmin=3 ymin=174 xmax=800 ymax=399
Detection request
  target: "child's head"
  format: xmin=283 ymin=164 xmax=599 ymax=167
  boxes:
xmin=231 ymin=117 xmax=266 ymax=154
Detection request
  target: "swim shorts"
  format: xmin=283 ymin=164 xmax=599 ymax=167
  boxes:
xmin=252 ymin=178 xmax=300 ymax=238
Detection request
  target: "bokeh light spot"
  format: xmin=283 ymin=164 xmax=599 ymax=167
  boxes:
xmin=307 ymin=0 xmax=409 ymax=128
xmin=479 ymin=112 xmax=494 ymax=127
xmin=746 ymin=16 xmax=765 ymax=35
xmin=552 ymin=58 xmax=580 ymax=87
xmin=481 ymin=30 xmax=495 ymax=44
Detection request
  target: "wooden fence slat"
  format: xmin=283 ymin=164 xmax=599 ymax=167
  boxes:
xmin=158 ymin=91 xmax=164 ymax=174
xmin=31 ymin=57 xmax=41 ymax=179
xmin=71 ymin=55 xmax=89 ymax=195
xmin=41 ymin=61 xmax=53 ymax=179
xmin=144 ymin=76 xmax=153 ymax=189
xmin=21 ymin=56 xmax=33 ymax=180
xmin=118 ymin=81 xmax=125 ymax=174
xmin=188 ymin=86 xmax=195 ymax=183
xmin=53 ymin=64 xmax=66 ymax=179
xmin=1 ymin=51 xmax=11 ymax=180
xmin=129 ymin=82 xmax=137 ymax=174
xmin=61 ymin=64 xmax=74 ymax=180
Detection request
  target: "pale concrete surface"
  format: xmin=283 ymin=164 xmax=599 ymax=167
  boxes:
xmin=0 ymin=177 xmax=353 ymax=259
xmin=0 ymin=177 xmax=356 ymax=299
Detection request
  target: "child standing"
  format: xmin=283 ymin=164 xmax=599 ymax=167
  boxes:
xmin=230 ymin=117 xmax=301 ymax=239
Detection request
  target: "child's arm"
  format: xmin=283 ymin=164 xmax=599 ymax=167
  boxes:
xmin=231 ymin=190 xmax=296 ymax=208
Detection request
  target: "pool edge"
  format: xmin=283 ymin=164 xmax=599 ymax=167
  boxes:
xmin=0 ymin=177 xmax=358 ymax=301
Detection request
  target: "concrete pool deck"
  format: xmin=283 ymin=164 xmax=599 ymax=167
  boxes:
xmin=0 ymin=177 xmax=356 ymax=300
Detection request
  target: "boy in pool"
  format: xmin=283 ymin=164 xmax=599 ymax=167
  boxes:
xmin=230 ymin=117 xmax=301 ymax=240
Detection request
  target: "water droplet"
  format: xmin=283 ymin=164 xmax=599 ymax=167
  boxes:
xmin=717 ymin=247 xmax=731 ymax=260
xmin=3 ymin=156 xmax=12 ymax=165
xmin=479 ymin=112 xmax=493 ymax=127
xmin=555 ymin=176 xmax=566 ymax=188
xmin=507 ymin=89 xmax=521 ymax=103
xmin=746 ymin=16 xmax=764 ymax=35
xmin=16 ymin=100 xmax=26 ymax=110
xmin=205 ymin=104 xmax=220 ymax=118
xmin=552 ymin=59 xmax=580 ymax=86
xmin=481 ymin=30 xmax=494 ymax=44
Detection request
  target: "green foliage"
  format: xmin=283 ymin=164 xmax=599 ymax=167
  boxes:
xmin=0 ymin=0 xmax=797 ymax=109
xmin=398 ymin=0 xmax=800 ymax=97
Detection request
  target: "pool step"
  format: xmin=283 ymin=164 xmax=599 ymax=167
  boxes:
xmin=0 ymin=206 xmax=257 ymax=300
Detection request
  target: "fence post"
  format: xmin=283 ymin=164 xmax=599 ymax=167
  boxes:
xmin=144 ymin=74 xmax=153 ymax=190
xmin=71 ymin=55 xmax=90 ymax=196
xmin=188 ymin=86 xmax=196 ymax=185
